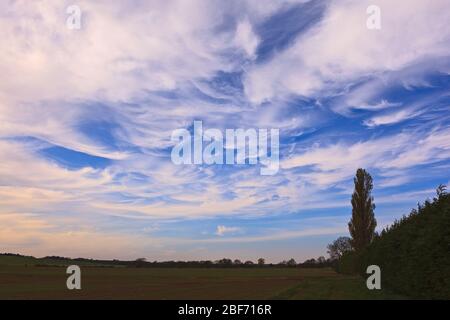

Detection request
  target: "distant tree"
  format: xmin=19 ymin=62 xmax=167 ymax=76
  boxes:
xmin=257 ymin=258 xmax=265 ymax=266
xmin=244 ymin=260 xmax=254 ymax=265
xmin=287 ymin=258 xmax=297 ymax=267
xmin=348 ymin=168 xmax=377 ymax=252
xmin=134 ymin=257 xmax=147 ymax=268
xmin=327 ymin=236 xmax=352 ymax=260
xmin=233 ymin=259 xmax=242 ymax=265
xmin=216 ymin=258 xmax=233 ymax=266
xmin=317 ymin=256 xmax=326 ymax=264
xmin=303 ymin=258 xmax=316 ymax=264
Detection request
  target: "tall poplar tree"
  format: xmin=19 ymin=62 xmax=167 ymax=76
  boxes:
xmin=348 ymin=168 xmax=377 ymax=251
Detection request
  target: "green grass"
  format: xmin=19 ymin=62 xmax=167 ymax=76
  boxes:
xmin=270 ymin=268 xmax=403 ymax=300
xmin=0 ymin=256 xmax=406 ymax=300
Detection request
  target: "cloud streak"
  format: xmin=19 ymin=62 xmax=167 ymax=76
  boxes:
xmin=0 ymin=0 xmax=449 ymax=260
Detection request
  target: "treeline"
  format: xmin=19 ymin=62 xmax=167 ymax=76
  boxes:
xmin=336 ymin=186 xmax=450 ymax=299
xmin=128 ymin=257 xmax=332 ymax=268
xmin=0 ymin=253 xmax=332 ymax=268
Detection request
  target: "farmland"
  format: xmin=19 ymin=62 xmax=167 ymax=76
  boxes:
xmin=0 ymin=256 xmax=404 ymax=299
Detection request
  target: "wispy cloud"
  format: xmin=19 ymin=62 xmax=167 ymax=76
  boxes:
xmin=0 ymin=0 xmax=449 ymax=260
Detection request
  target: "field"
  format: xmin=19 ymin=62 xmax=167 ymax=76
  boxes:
xmin=0 ymin=256 xmax=404 ymax=299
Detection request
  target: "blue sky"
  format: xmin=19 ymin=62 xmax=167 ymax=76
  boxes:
xmin=0 ymin=0 xmax=449 ymax=262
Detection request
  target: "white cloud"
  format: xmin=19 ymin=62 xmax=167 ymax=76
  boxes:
xmin=363 ymin=107 xmax=421 ymax=127
xmin=244 ymin=0 xmax=450 ymax=104
xmin=282 ymin=126 xmax=450 ymax=186
xmin=349 ymin=99 xmax=402 ymax=111
xmin=216 ymin=225 xmax=241 ymax=236
xmin=234 ymin=18 xmax=259 ymax=58
xmin=206 ymin=226 xmax=345 ymax=243
xmin=0 ymin=0 xmax=449 ymax=260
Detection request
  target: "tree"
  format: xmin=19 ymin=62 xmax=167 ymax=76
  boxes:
xmin=216 ymin=258 xmax=232 ymax=266
xmin=287 ymin=258 xmax=297 ymax=266
xmin=436 ymin=184 xmax=447 ymax=200
xmin=317 ymin=256 xmax=326 ymax=264
xmin=257 ymin=258 xmax=265 ymax=266
xmin=303 ymin=258 xmax=316 ymax=264
xmin=337 ymin=188 xmax=450 ymax=298
xmin=134 ymin=257 xmax=147 ymax=267
xmin=233 ymin=259 xmax=242 ymax=265
xmin=327 ymin=236 xmax=352 ymax=260
xmin=244 ymin=260 xmax=254 ymax=265
xmin=348 ymin=168 xmax=377 ymax=251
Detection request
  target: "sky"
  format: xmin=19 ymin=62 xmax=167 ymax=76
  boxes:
xmin=0 ymin=0 xmax=449 ymax=263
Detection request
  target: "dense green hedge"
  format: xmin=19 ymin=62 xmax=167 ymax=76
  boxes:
xmin=335 ymin=251 xmax=359 ymax=274
xmin=337 ymin=192 xmax=450 ymax=299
